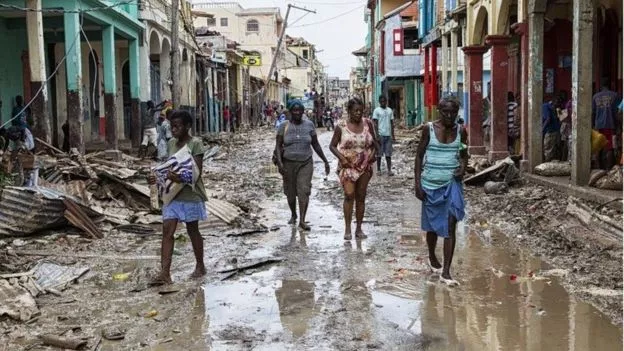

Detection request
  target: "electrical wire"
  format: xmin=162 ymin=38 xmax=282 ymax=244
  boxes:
xmin=290 ymin=4 xmax=364 ymax=28
xmin=293 ymin=0 xmax=364 ymax=5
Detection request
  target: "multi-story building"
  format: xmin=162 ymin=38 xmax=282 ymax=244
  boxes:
xmin=192 ymin=2 xmax=285 ymax=105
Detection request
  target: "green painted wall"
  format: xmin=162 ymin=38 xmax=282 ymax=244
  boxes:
xmin=0 ymin=18 xmax=27 ymax=125
xmin=404 ymin=80 xmax=415 ymax=127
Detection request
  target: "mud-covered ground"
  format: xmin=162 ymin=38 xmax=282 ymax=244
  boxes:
xmin=1 ymin=127 xmax=622 ymax=351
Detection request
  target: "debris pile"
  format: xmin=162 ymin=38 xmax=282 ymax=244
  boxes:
xmin=464 ymin=157 xmax=522 ymax=194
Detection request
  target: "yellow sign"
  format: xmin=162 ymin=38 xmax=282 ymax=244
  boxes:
xmin=243 ymin=55 xmax=262 ymax=66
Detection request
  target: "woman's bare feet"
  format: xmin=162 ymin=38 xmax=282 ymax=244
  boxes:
xmin=298 ymin=222 xmax=311 ymax=231
xmin=288 ymin=215 xmax=297 ymax=225
xmin=150 ymin=272 xmax=173 ymax=286
xmin=344 ymin=229 xmax=352 ymax=240
xmin=190 ymin=266 xmax=207 ymax=279
xmin=354 ymin=229 xmax=367 ymax=239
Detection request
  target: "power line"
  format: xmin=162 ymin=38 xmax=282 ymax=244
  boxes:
xmin=293 ymin=0 xmax=364 ymax=5
xmin=0 ymin=0 xmax=136 ymax=14
xmin=290 ymin=4 xmax=364 ymax=28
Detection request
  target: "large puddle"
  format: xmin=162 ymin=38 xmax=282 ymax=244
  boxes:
xmin=191 ymin=133 xmax=623 ymax=350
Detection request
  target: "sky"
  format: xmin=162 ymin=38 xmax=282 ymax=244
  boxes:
xmin=203 ymin=0 xmax=368 ymax=79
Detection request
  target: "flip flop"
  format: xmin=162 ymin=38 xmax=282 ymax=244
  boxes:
xmin=439 ymin=276 xmax=460 ymax=287
xmin=428 ymin=261 xmax=443 ymax=275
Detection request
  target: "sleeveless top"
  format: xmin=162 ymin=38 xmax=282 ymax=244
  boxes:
xmin=421 ymin=122 xmax=461 ymax=190
xmin=337 ymin=118 xmax=376 ymax=184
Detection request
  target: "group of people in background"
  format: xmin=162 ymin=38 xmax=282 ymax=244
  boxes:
xmin=542 ymin=77 xmax=622 ymax=170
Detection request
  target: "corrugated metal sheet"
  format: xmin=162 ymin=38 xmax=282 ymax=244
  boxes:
xmin=206 ymin=198 xmax=242 ymax=224
xmin=0 ymin=186 xmax=104 ymax=237
xmin=34 ymin=262 xmax=90 ymax=290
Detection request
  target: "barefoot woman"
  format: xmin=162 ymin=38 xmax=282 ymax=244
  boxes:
xmin=148 ymin=110 xmax=207 ymax=284
xmin=330 ymin=98 xmax=378 ymax=240
xmin=414 ymin=98 xmax=467 ymax=286
xmin=275 ymin=99 xmax=330 ymax=231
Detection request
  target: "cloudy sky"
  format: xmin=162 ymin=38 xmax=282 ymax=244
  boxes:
xmin=203 ymin=0 xmax=368 ymax=79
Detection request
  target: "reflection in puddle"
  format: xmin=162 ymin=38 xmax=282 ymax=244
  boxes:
xmin=371 ymin=291 xmax=422 ymax=334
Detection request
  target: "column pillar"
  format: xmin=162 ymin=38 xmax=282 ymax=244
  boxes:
xmin=25 ymin=0 xmax=50 ymax=143
xmin=485 ymin=35 xmax=511 ymax=161
xmin=442 ymin=34 xmax=449 ymax=96
xmin=527 ymin=10 xmax=545 ymax=170
xmin=102 ymin=25 xmax=117 ymax=149
xmin=462 ymin=45 xmax=489 ymax=155
xmin=450 ymin=29 xmax=458 ymax=94
xmin=431 ymin=44 xmax=438 ymax=120
xmin=512 ymin=22 xmax=530 ymax=167
xmin=63 ymin=11 xmax=83 ymax=152
xmin=424 ymin=46 xmax=430 ymax=121
xmin=571 ymin=0 xmax=593 ymax=185
xmin=129 ymin=39 xmax=141 ymax=148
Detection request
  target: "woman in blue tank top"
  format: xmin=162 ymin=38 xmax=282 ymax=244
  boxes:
xmin=414 ymin=97 xmax=468 ymax=287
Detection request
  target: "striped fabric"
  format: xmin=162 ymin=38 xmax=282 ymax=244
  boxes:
xmin=421 ymin=122 xmax=461 ymax=190
xmin=152 ymin=145 xmax=199 ymax=205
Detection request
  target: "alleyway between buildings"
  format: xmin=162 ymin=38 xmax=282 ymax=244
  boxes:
xmin=1 ymin=127 xmax=622 ymax=350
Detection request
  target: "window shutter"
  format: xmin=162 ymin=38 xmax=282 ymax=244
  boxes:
xmin=393 ymin=29 xmax=403 ymax=56
xmin=380 ymin=30 xmax=385 ymax=75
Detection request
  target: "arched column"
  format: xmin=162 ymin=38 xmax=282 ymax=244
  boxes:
xmin=485 ymin=34 xmax=511 ymax=161
xmin=463 ymin=45 xmax=489 ymax=155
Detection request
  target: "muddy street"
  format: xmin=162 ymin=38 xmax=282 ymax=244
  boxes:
xmin=1 ymin=128 xmax=622 ymax=351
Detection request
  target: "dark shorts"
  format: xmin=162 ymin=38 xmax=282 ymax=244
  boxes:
xmin=599 ymin=129 xmax=614 ymax=150
xmin=283 ymin=158 xmax=313 ymax=200
xmin=380 ymin=136 xmax=393 ymax=157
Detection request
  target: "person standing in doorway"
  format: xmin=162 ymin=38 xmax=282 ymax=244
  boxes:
xmin=542 ymin=96 xmax=562 ymax=162
xmin=373 ymin=95 xmax=395 ymax=175
xmin=223 ymin=105 xmax=231 ymax=132
xmin=140 ymin=100 xmax=166 ymax=158
xmin=592 ymin=78 xmax=620 ymax=170
xmin=415 ymin=97 xmax=467 ymax=286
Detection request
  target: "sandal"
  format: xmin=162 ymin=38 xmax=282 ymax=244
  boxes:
xmin=428 ymin=261 xmax=443 ymax=275
xmin=439 ymin=276 xmax=460 ymax=287
xmin=344 ymin=233 xmax=352 ymax=240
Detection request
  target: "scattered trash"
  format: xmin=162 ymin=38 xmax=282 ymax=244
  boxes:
xmin=217 ymin=257 xmax=284 ymax=274
xmin=112 ymin=273 xmax=130 ymax=281
xmin=0 ymin=279 xmax=38 ymax=321
xmin=102 ymin=327 xmax=126 ymax=341
xmin=509 ymin=274 xmax=518 ymax=281
xmin=537 ymin=309 xmax=546 ymax=316
xmin=534 ymin=161 xmax=571 ymax=177
xmin=144 ymin=309 xmax=159 ymax=318
xmin=484 ymin=181 xmax=508 ymax=194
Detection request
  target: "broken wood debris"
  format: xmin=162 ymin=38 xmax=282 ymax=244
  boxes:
xmin=40 ymin=334 xmax=87 ymax=350
xmin=566 ymin=198 xmax=622 ymax=242
xmin=63 ymin=199 xmax=103 ymax=239
xmin=217 ymin=257 xmax=284 ymax=274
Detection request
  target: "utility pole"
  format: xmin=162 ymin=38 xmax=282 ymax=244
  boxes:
xmin=261 ymin=4 xmax=316 ymax=105
xmin=170 ymin=0 xmax=181 ymax=107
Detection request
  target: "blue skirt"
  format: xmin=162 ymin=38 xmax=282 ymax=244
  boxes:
xmin=421 ymin=180 xmax=465 ymax=238
xmin=162 ymin=200 xmax=207 ymax=223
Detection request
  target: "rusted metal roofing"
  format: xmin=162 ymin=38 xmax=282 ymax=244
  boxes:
xmin=0 ymin=187 xmax=103 ymax=237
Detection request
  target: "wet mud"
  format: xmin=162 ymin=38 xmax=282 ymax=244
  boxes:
xmin=1 ymin=128 xmax=621 ymax=350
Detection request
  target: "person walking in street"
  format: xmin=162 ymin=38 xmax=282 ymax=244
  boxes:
xmin=148 ymin=110 xmax=207 ymax=285
xmin=156 ymin=110 xmax=173 ymax=161
xmin=275 ymin=99 xmax=330 ymax=231
xmin=373 ymin=95 xmax=395 ymax=175
xmin=140 ymin=100 xmax=166 ymax=158
xmin=542 ymin=96 xmax=562 ymax=162
xmin=414 ymin=97 xmax=467 ymax=286
xmin=330 ymin=97 xmax=378 ymax=241
xmin=592 ymin=78 xmax=621 ymax=170
xmin=507 ymin=92 xmax=519 ymax=154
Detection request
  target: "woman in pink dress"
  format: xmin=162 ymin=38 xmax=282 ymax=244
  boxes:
xmin=330 ymin=98 xmax=379 ymax=240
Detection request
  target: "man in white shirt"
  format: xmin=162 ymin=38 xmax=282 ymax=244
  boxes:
xmin=373 ymin=95 xmax=395 ymax=175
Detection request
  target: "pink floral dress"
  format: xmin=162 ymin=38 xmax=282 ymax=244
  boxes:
xmin=337 ymin=118 xmax=376 ymax=184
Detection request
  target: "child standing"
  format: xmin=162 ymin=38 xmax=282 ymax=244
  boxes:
xmin=149 ymin=110 xmax=207 ymax=285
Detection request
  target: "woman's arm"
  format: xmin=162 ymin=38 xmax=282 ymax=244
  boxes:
xmin=414 ymin=125 xmax=429 ymax=200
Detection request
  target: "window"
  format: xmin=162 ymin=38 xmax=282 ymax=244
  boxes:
xmin=207 ymin=17 xmax=216 ymax=26
xmin=246 ymin=19 xmax=259 ymax=32
xmin=220 ymin=18 xmax=228 ymax=27
xmin=302 ymin=49 xmax=309 ymax=60
xmin=403 ymin=28 xmax=419 ymax=50
xmin=393 ymin=29 xmax=403 ymax=56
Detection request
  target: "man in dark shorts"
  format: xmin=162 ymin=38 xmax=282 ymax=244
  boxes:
xmin=373 ymin=95 xmax=395 ymax=175
xmin=592 ymin=78 xmax=621 ymax=170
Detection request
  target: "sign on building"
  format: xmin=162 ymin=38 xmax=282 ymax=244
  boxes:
xmin=243 ymin=55 xmax=262 ymax=66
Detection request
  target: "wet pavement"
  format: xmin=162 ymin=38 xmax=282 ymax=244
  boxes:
xmin=3 ymin=129 xmax=621 ymax=351
xmin=168 ymin=131 xmax=623 ymax=350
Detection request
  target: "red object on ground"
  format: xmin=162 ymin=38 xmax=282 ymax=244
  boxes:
xmin=510 ymin=274 xmax=518 ymax=281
